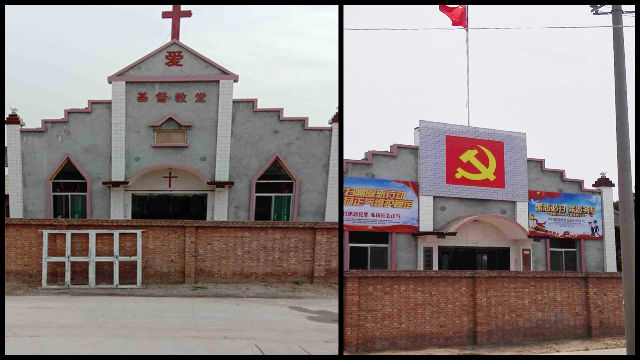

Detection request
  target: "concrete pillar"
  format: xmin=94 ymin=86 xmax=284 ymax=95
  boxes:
xmin=593 ymin=175 xmax=617 ymax=272
xmin=324 ymin=114 xmax=339 ymax=222
xmin=515 ymin=201 xmax=528 ymax=230
xmin=213 ymin=80 xmax=233 ymax=220
xmin=419 ymin=195 xmax=434 ymax=231
xmin=5 ymin=111 xmax=24 ymax=218
xmin=206 ymin=192 xmax=215 ymax=221
xmin=111 ymin=81 xmax=126 ymax=181
xmin=110 ymin=187 xmax=125 ymax=219
xmin=213 ymin=187 xmax=228 ymax=221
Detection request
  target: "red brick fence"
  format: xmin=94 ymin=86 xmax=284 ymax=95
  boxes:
xmin=344 ymin=270 xmax=624 ymax=353
xmin=5 ymin=219 xmax=338 ymax=286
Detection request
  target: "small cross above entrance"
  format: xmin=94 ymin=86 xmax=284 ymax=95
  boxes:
xmin=162 ymin=5 xmax=192 ymax=41
xmin=163 ymin=169 xmax=179 ymax=188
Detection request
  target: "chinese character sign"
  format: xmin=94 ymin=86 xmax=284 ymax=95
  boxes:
xmin=135 ymin=91 xmax=206 ymax=104
xmin=528 ymin=191 xmax=603 ymax=240
xmin=344 ymin=177 xmax=419 ymax=233
xmin=165 ymin=51 xmax=184 ymax=66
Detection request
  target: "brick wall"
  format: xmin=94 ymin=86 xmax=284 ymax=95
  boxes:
xmin=344 ymin=270 xmax=623 ymax=353
xmin=5 ymin=219 xmax=338 ymax=286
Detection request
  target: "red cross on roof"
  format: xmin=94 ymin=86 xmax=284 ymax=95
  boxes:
xmin=162 ymin=5 xmax=192 ymax=41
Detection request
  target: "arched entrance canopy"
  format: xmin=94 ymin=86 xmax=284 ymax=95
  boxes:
xmin=441 ymin=214 xmax=529 ymax=240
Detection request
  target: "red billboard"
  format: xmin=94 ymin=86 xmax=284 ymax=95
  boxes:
xmin=445 ymin=135 xmax=505 ymax=189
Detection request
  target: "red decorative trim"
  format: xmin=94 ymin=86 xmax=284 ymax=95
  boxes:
xmin=102 ymin=181 xmax=129 ymax=188
xmin=249 ymin=153 xmax=300 ymax=222
xmin=592 ymin=176 xmax=615 ymax=188
xmin=527 ymin=158 xmax=600 ymax=193
xmin=108 ymin=40 xmax=238 ymax=83
xmin=21 ymin=100 xmax=111 ymax=132
xmin=152 ymin=144 xmax=189 ymax=147
xmin=233 ymin=99 xmax=331 ymax=131
xmin=126 ymin=163 xmax=212 ymax=185
xmin=331 ymin=111 xmax=339 ymax=124
xmin=46 ymin=154 xmax=92 ymax=219
xmin=344 ymin=144 xmax=419 ymax=171
xmin=108 ymin=75 xmax=238 ymax=83
xmin=149 ymin=115 xmax=192 ymax=128
xmin=5 ymin=113 xmax=23 ymax=125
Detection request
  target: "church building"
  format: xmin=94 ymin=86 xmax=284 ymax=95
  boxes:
xmin=344 ymin=121 xmax=617 ymax=273
xmin=5 ymin=6 xmax=339 ymax=223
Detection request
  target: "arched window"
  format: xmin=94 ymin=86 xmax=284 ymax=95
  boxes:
xmin=50 ymin=157 xmax=89 ymax=219
xmin=253 ymin=156 xmax=297 ymax=221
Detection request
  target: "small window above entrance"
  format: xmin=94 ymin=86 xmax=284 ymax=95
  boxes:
xmin=149 ymin=115 xmax=191 ymax=147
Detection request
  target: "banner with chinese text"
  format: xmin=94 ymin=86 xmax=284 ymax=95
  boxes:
xmin=528 ymin=191 xmax=603 ymax=240
xmin=344 ymin=177 xmax=419 ymax=233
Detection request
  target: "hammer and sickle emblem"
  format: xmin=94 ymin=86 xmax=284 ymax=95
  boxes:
xmin=455 ymin=145 xmax=497 ymax=181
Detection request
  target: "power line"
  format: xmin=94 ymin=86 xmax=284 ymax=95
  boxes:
xmin=344 ymin=25 xmax=634 ymax=31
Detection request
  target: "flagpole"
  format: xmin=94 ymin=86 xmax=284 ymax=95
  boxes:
xmin=465 ymin=5 xmax=470 ymax=126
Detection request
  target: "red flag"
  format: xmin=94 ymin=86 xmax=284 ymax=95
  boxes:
xmin=439 ymin=5 xmax=467 ymax=28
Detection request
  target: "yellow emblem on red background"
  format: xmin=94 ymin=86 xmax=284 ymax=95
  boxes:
xmin=455 ymin=145 xmax=497 ymax=181
xmin=445 ymin=135 xmax=505 ymax=189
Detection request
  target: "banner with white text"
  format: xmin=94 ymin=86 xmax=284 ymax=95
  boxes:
xmin=528 ymin=190 xmax=603 ymax=240
xmin=344 ymin=177 xmax=419 ymax=233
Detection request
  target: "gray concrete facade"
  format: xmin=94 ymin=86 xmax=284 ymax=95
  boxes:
xmin=124 ymin=81 xmax=220 ymax=179
xmin=345 ymin=146 xmax=418 ymax=181
xmin=12 ymin=40 xmax=333 ymax=222
xmin=345 ymin=121 xmax=611 ymax=272
xmin=395 ymin=233 xmax=417 ymax=270
xmin=21 ymin=102 xmax=113 ymax=219
xmin=228 ymin=101 xmax=331 ymax=222
xmin=532 ymin=239 xmax=548 ymax=271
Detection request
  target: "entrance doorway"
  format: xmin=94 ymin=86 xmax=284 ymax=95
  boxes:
xmin=438 ymin=246 xmax=510 ymax=270
xmin=131 ymin=194 xmax=207 ymax=220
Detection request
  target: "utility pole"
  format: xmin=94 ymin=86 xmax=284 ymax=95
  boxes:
xmin=591 ymin=4 xmax=635 ymax=355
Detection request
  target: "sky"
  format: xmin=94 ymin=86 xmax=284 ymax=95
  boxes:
xmin=345 ymin=5 xmax=635 ymax=201
xmin=4 ymin=5 xmax=338 ymax=131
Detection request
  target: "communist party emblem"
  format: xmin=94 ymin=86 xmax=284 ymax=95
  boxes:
xmin=445 ymin=135 xmax=505 ymax=189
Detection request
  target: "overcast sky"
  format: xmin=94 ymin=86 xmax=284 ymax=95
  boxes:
xmin=4 ymin=5 xmax=337 ymax=131
xmin=345 ymin=5 xmax=635 ymax=201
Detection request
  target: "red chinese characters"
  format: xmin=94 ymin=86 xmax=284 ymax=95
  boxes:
xmin=136 ymin=91 xmax=207 ymax=104
xmin=156 ymin=92 xmax=168 ymax=103
xmin=165 ymin=51 xmax=184 ymax=67
xmin=137 ymin=92 xmax=148 ymax=103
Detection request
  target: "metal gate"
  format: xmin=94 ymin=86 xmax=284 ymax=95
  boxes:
xmin=41 ymin=230 xmax=143 ymax=288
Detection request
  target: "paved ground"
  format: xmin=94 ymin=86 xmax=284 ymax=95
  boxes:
xmin=5 ymin=295 xmax=338 ymax=355
xmin=356 ymin=335 xmax=626 ymax=355
xmin=5 ymin=281 xmax=338 ymax=299
xmin=542 ymin=348 xmax=626 ymax=355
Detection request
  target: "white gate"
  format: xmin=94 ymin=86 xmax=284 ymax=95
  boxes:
xmin=41 ymin=230 xmax=143 ymax=288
